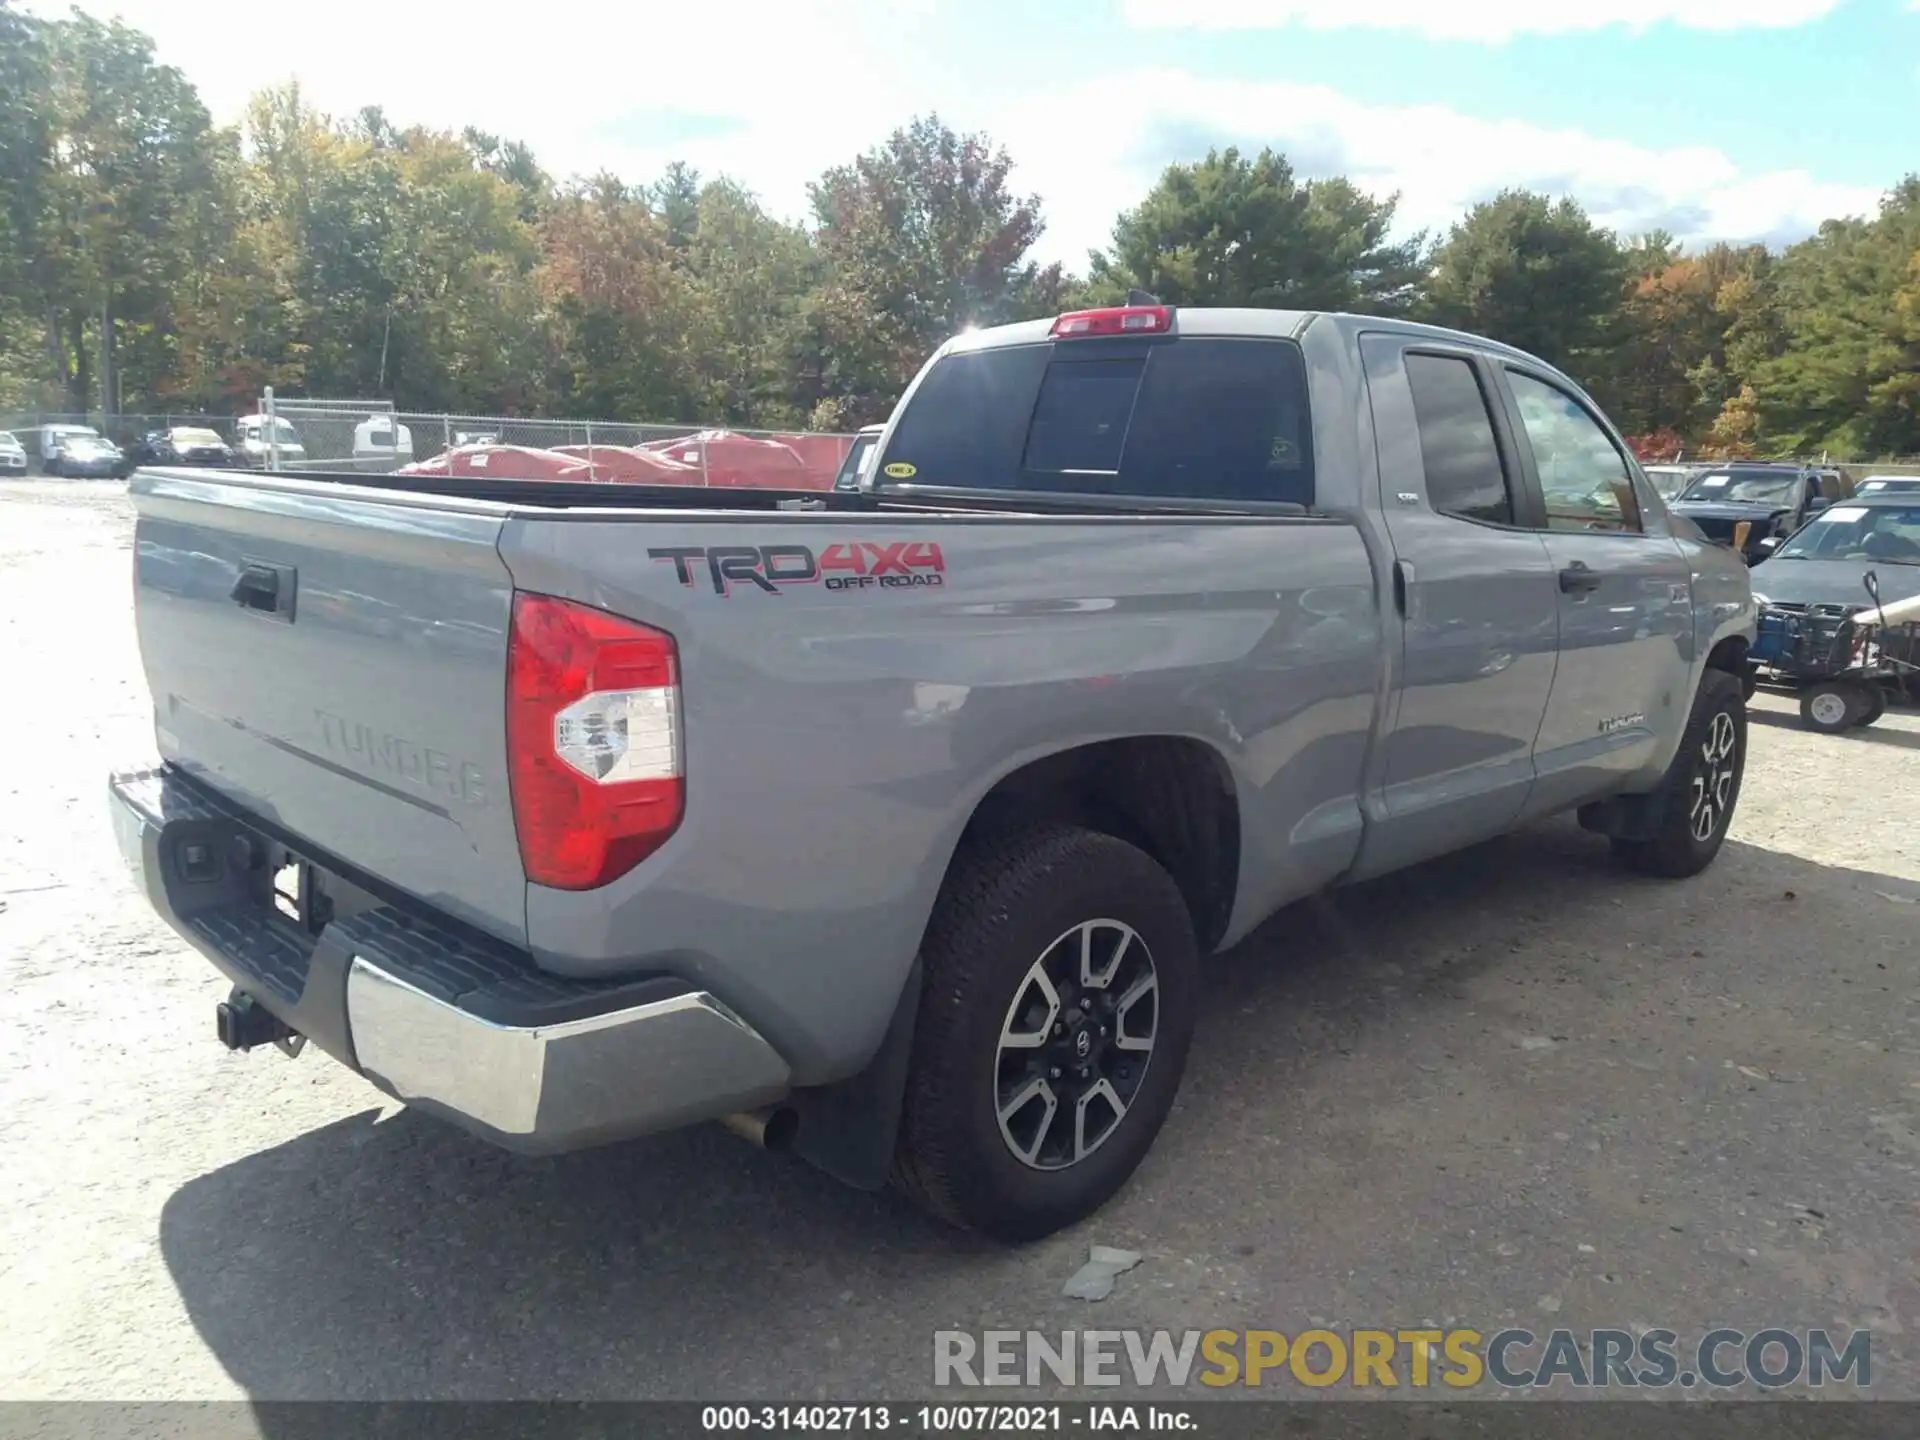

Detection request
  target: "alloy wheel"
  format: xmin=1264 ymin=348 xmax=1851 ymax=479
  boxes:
xmin=1689 ymin=709 xmax=1739 ymax=843
xmin=994 ymin=919 xmax=1159 ymax=1171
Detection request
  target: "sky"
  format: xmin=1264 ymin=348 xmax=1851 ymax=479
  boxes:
xmin=26 ymin=0 xmax=1920 ymax=267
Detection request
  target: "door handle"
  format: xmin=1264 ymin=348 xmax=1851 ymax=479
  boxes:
xmin=1558 ymin=563 xmax=1603 ymax=594
xmin=231 ymin=561 xmax=295 ymax=620
xmin=1392 ymin=559 xmax=1416 ymax=619
xmin=231 ymin=564 xmax=279 ymax=610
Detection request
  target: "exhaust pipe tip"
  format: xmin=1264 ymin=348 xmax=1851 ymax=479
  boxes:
xmin=720 ymin=1106 xmax=798 ymax=1151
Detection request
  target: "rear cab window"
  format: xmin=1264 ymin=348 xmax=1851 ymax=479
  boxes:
xmin=876 ymin=334 xmax=1314 ymax=506
xmin=1404 ymin=353 xmax=1515 ymax=526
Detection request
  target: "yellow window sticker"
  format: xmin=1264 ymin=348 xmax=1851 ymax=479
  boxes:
xmin=884 ymin=461 xmax=917 ymax=479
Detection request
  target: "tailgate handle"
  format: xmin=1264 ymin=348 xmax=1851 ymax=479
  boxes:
xmin=231 ymin=562 xmax=294 ymax=619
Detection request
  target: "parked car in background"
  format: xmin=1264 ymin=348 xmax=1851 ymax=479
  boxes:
xmin=1749 ymin=494 xmax=1920 ymax=701
xmin=1668 ymin=462 xmax=1833 ymax=563
xmin=1750 ymin=495 xmax=1920 ymax=606
xmin=123 ymin=426 xmax=240 ymax=470
xmin=1853 ymin=475 xmax=1920 ymax=497
xmin=232 ymin=414 xmax=307 ymax=468
xmin=353 ymin=414 xmax=414 ymax=469
xmin=832 ymin=424 xmax=886 ymax=491
xmin=0 ymin=430 xmax=26 ymax=476
xmin=47 ymin=434 xmax=128 ymax=478
xmin=1641 ymin=463 xmax=1703 ymax=502
xmin=34 ymin=424 xmax=102 ymax=474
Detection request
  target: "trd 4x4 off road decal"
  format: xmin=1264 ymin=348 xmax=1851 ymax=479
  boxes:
xmin=647 ymin=541 xmax=946 ymax=596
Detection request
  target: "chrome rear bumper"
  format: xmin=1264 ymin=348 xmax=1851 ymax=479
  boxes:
xmin=345 ymin=957 xmax=791 ymax=1151
xmin=109 ymin=766 xmax=792 ymax=1154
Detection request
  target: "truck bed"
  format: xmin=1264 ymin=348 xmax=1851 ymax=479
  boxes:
xmin=124 ymin=462 xmax=1378 ymax=1082
xmin=238 ymin=466 xmax=1313 ymax=519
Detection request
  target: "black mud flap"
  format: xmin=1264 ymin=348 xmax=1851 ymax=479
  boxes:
xmin=785 ymin=959 xmax=922 ymax=1192
xmin=1578 ymin=789 xmax=1668 ymax=842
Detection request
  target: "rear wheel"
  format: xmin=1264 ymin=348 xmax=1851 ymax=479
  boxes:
xmin=1856 ymin=687 xmax=1888 ymax=728
xmin=1800 ymin=681 xmax=1862 ymax=735
xmin=894 ymin=824 xmax=1198 ymax=1242
xmin=1612 ymin=669 xmax=1746 ymax=879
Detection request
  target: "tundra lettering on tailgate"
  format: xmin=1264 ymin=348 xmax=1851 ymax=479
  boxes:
xmin=648 ymin=541 xmax=946 ymax=596
xmin=316 ymin=710 xmax=490 ymax=807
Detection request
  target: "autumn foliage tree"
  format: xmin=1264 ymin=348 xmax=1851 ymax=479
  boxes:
xmin=808 ymin=115 xmax=1064 ymax=422
xmin=2 ymin=0 xmax=1918 ymax=461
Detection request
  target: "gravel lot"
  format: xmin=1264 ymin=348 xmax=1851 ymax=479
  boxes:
xmin=1 ymin=479 xmax=1916 ymax=1405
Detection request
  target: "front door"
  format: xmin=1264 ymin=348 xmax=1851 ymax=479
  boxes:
xmin=1495 ymin=365 xmax=1696 ymax=815
xmin=1351 ymin=336 xmax=1561 ymax=880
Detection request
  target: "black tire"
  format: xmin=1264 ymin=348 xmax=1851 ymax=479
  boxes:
xmin=1741 ymin=669 xmax=1758 ymax=703
xmin=1611 ymin=669 xmax=1747 ymax=879
xmin=1799 ymin=681 xmax=1861 ymax=735
xmin=893 ymin=824 xmax=1198 ymax=1242
xmin=1856 ymin=687 xmax=1887 ymax=727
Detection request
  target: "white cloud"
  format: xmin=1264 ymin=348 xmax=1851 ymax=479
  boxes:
xmin=1121 ymin=0 xmax=1844 ymax=43
xmin=991 ymin=71 xmax=1884 ymax=262
xmin=24 ymin=3 xmax=1882 ymax=272
xmin=24 ymin=0 xmax=937 ymax=221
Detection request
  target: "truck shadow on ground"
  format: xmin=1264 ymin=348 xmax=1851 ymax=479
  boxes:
xmin=157 ymin=819 xmax=1919 ymax=1401
xmin=1746 ymin=702 xmax=1920 ymax=751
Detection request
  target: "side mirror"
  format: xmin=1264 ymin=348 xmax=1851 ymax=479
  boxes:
xmin=1755 ymin=536 xmax=1782 ymax=557
xmin=1806 ymin=495 xmax=1830 ymax=513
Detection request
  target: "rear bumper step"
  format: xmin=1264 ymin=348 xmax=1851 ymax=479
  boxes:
xmin=108 ymin=766 xmax=791 ymax=1154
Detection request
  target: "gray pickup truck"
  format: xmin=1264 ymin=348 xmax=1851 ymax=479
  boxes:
xmin=110 ymin=305 xmax=1756 ymax=1241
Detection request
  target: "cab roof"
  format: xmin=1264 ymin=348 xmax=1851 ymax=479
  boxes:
xmin=949 ymin=306 xmax=1579 ymax=375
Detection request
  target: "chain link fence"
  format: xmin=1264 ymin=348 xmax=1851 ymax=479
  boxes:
xmin=2 ymin=404 xmax=860 ymax=488
xmin=257 ymin=391 xmax=857 ymax=490
xmin=9 ymin=401 xmax=1913 ymax=494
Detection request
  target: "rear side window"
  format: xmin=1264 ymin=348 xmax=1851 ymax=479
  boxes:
xmin=1405 ymin=353 xmax=1513 ymax=526
xmin=833 ymin=433 xmax=879 ymax=489
xmin=878 ymin=337 xmax=1314 ymax=505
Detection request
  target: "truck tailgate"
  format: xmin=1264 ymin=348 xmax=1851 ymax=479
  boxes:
xmin=130 ymin=469 xmax=528 ymax=946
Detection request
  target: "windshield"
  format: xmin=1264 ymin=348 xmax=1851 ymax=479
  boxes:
xmin=0 ymin=431 xmax=18 ymax=447
xmin=1642 ymin=466 xmax=1691 ymax=499
xmin=66 ymin=437 xmax=116 ymax=456
xmin=172 ymin=428 xmax=224 ymax=446
xmin=1677 ymin=469 xmax=1801 ymax=505
xmin=833 ymin=433 xmax=879 ymax=488
xmin=1774 ymin=503 xmax=1920 ymax=565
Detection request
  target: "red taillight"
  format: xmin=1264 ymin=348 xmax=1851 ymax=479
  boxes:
xmin=1050 ymin=306 xmax=1173 ymax=339
xmin=506 ymin=593 xmax=683 ymax=890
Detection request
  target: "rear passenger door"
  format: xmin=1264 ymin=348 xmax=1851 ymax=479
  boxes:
xmin=1494 ymin=366 xmax=1694 ymax=813
xmin=1352 ymin=336 xmax=1561 ymax=879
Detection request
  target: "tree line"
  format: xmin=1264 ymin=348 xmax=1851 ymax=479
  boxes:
xmin=3 ymin=4 xmax=1916 ymax=457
